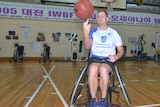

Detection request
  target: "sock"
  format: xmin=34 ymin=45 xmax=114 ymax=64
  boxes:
xmin=100 ymin=98 xmax=106 ymax=101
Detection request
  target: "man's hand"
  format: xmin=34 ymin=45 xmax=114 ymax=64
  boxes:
xmin=108 ymin=55 xmax=118 ymax=62
xmin=83 ymin=19 xmax=91 ymax=35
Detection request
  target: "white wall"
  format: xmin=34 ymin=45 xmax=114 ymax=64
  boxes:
xmin=110 ymin=24 xmax=159 ymax=57
xmin=0 ymin=15 xmax=159 ymax=58
xmin=0 ymin=18 xmax=87 ymax=58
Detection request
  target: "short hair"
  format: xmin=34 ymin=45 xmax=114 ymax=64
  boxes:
xmin=97 ymin=10 xmax=108 ymax=17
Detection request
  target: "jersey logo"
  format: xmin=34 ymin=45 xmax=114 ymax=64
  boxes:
xmin=101 ymin=36 xmax=106 ymax=43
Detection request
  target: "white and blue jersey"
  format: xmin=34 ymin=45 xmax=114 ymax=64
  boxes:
xmin=89 ymin=27 xmax=123 ymax=59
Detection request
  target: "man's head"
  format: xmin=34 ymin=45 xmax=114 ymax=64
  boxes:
xmin=98 ymin=10 xmax=108 ymax=17
xmin=97 ymin=10 xmax=108 ymax=28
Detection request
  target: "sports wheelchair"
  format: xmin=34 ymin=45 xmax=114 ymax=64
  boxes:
xmin=10 ymin=43 xmax=24 ymax=62
xmin=70 ymin=64 xmax=131 ymax=107
xmin=39 ymin=43 xmax=52 ymax=62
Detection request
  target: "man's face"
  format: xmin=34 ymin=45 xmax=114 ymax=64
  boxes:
xmin=97 ymin=12 xmax=108 ymax=26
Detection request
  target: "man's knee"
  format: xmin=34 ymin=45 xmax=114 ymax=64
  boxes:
xmin=88 ymin=66 xmax=100 ymax=80
xmin=100 ymin=64 xmax=112 ymax=73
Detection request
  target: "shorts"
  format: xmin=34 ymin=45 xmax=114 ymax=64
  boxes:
xmin=88 ymin=57 xmax=115 ymax=71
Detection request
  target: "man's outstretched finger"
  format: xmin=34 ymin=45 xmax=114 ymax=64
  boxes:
xmin=86 ymin=19 xmax=89 ymax=23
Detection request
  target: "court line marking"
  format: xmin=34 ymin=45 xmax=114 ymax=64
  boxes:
xmin=24 ymin=66 xmax=55 ymax=107
xmin=145 ymin=62 xmax=160 ymax=68
xmin=130 ymin=80 xmax=140 ymax=82
xmin=133 ymin=104 xmax=160 ymax=107
xmin=42 ymin=66 xmax=69 ymax=107
xmin=77 ymin=94 xmax=82 ymax=100
xmin=121 ymin=66 xmax=142 ymax=75
xmin=147 ymin=79 xmax=157 ymax=82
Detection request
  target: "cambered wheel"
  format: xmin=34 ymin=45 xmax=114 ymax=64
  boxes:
xmin=70 ymin=65 xmax=88 ymax=105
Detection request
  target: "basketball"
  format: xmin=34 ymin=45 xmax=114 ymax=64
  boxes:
xmin=74 ymin=0 xmax=94 ymax=20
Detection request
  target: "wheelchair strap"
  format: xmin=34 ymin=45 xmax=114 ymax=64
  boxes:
xmin=88 ymin=58 xmax=115 ymax=71
xmin=90 ymin=58 xmax=109 ymax=63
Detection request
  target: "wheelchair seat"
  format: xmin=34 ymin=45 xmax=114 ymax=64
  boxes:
xmin=70 ymin=65 xmax=131 ymax=107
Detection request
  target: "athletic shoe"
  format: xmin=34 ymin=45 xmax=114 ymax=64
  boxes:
xmin=99 ymin=98 xmax=107 ymax=107
xmin=90 ymin=98 xmax=98 ymax=107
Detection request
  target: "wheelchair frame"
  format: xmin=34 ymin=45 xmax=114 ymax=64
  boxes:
xmin=70 ymin=65 xmax=131 ymax=107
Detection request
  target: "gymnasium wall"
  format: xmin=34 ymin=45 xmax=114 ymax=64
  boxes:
xmin=0 ymin=1 xmax=160 ymax=59
xmin=111 ymin=24 xmax=159 ymax=57
xmin=0 ymin=18 xmax=88 ymax=58
xmin=0 ymin=17 xmax=159 ymax=58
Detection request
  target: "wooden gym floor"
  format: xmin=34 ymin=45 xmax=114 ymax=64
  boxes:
xmin=0 ymin=59 xmax=160 ymax=107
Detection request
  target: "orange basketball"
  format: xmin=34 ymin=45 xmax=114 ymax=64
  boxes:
xmin=74 ymin=0 xmax=94 ymax=20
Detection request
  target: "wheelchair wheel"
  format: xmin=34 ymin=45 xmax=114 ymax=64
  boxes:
xmin=115 ymin=65 xmax=131 ymax=106
xmin=70 ymin=65 xmax=88 ymax=105
xmin=13 ymin=48 xmax=19 ymax=61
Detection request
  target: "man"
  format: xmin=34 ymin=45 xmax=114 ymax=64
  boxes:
xmin=83 ymin=10 xmax=124 ymax=107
